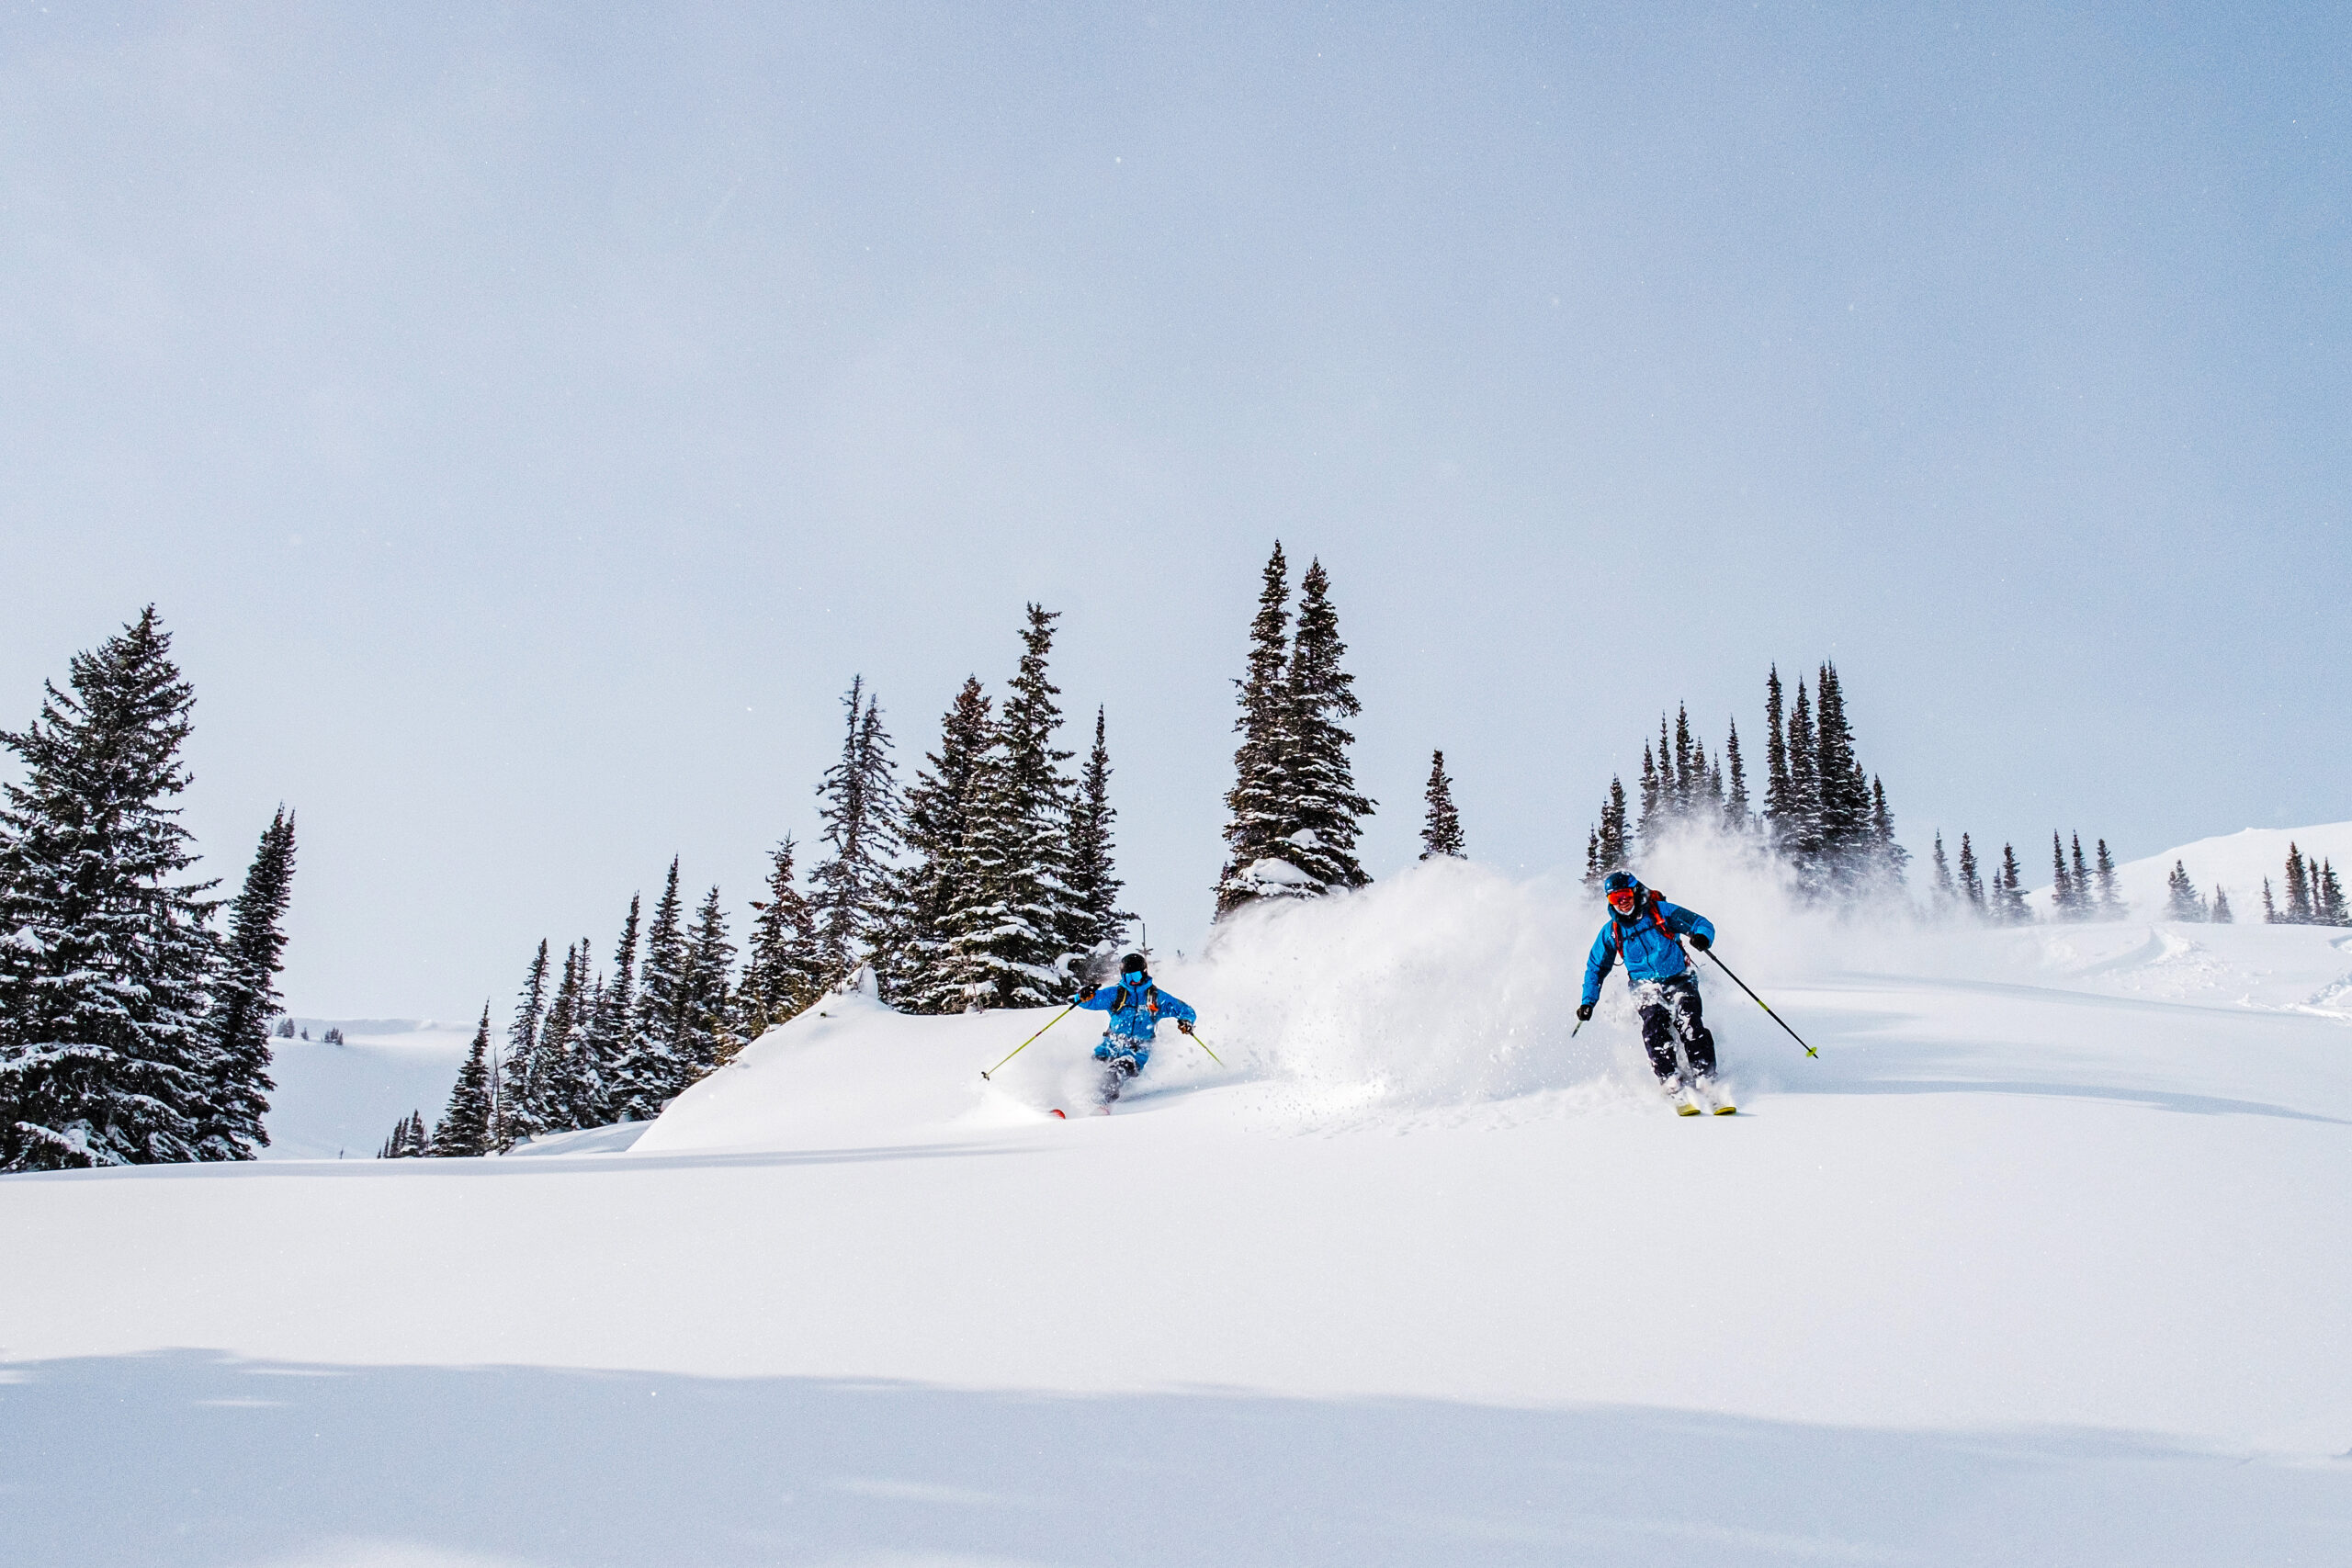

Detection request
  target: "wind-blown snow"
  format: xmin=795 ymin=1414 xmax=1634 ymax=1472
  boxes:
xmin=8 ymin=842 xmax=2352 ymax=1564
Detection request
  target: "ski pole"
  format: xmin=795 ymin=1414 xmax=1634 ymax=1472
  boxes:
xmin=980 ymin=1004 xmax=1077 ymax=1080
xmin=1181 ymin=1025 xmax=1224 ymax=1067
xmin=1702 ymin=949 xmax=1817 ymax=1058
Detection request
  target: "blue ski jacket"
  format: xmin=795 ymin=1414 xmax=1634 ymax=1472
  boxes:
xmin=1581 ymin=886 xmax=1715 ymax=1009
xmin=1077 ymin=976 xmax=1195 ymax=1066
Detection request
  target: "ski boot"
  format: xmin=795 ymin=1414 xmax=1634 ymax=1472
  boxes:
xmin=1659 ymin=1074 xmax=1702 ymax=1116
xmin=1690 ymin=1075 xmax=1737 ymax=1115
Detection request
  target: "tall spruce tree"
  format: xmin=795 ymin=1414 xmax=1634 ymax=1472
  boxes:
xmin=1931 ymin=832 xmax=1955 ymax=909
xmin=1996 ymin=842 xmax=2031 ymax=923
xmin=1722 ymin=718 xmax=1750 ymax=833
xmin=736 ymin=837 xmax=824 ymax=1038
xmin=1064 ymin=706 xmax=1126 ymax=953
xmin=890 ymin=681 xmax=995 ymax=1010
xmin=611 ymin=861 xmax=687 ymax=1120
xmin=2069 ymin=836 xmax=2092 ymax=918
xmin=0 ymin=608 xmax=224 ymax=1171
xmin=1275 ymin=558 xmax=1375 ymax=894
xmin=577 ymin=898 xmax=640 ymax=1125
xmin=2262 ymin=877 xmax=2278 ymax=922
xmin=1216 ymin=544 xmax=1296 ymax=915
xmin=1762 ymin=666 xmax=1792 ymax=845
xmin=675 ymin=886 xmax=736 ymax=1079
xmin=433 ymin=1007 xmax=495 ymax=1156
xmin=1867 ymin=776 xmax=1907 ymax=894
xmin=197 ymin=806 xmax=297 ymax=1160
xmin=2211 ymin=885 xmax=2234 ymax=923
xmin=1958 ymin=832 xmax=1984 ymax=912
xmin=2052 ymin=833 xmax=2075 ymax=920
xmin=2165 ymin=861 xmax=2206 ymax=921
xmin=532 ymin=942 xmax=591 ymax=1134
xmin=1812 ymin=663 xmax=1871 ymax=890
xmin=939 ymin=605 xmax=1084 ymax=1010
xmin=2283 ymin=845 xmax=2312 ymax=923
xmin=808 ymin=677 xmax=903 ymax=986
xmin=1419 ymin=750 xmax=1465 ymax=860
xmin=1783 ymin=677 xmax=1819 ymax=877
xmin=2316 ymin=861 xmax=2348 ymax=926
xmin=496 ymin=940 xmax=551 ymax=1150
xmin=2095 ymin=839 xmax=2122 ymax=917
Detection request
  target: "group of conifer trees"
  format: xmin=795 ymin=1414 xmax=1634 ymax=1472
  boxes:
xmin=2259 ymin=844 xmax=2347 ymax=926
xmin=394 ymin=603 xmax=1134 ymax=1155
xmin=0 ymin=610 xmax=300 ymax=1171
xmin=1584 ymin=662 xmax=1902 ymax=900
xmin=1921 ymin=829 xmax=2124 ymax=923
xmin=1215 ymin=543 xmax=1380 ymax=911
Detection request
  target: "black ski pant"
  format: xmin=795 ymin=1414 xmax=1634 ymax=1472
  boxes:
xmin=1635 ymin=974 xmax=1717 ymax=1083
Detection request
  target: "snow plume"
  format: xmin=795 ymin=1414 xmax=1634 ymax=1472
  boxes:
xmin=1182 ymin=858 xmax=1598 ymax=1111
xmin=1174 ymin=833 xmax=1871 ymax=1118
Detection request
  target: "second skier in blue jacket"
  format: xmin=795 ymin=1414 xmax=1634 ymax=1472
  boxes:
xmin=1075 ymin=952 xmax=1196 ymax=1106
xmin=1578 ymin=870 xmax=1724 ymax=1102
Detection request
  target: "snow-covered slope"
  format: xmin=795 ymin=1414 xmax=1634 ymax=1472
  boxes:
xmin=260 ymin=1018 xmax=476 ymax=1159
xmin=7 ymin=852 xmax=2352 ymax=1565
xmin=2037 ymin=819 xmax=2352 ymax=918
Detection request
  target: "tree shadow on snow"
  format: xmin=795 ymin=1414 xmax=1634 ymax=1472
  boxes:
xmin=3 ymin=1351 xmax=2347 ymax=1568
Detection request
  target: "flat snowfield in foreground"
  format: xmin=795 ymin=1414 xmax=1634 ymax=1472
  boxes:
xmin=6 ymin=862 xmax=2351 ymax=1565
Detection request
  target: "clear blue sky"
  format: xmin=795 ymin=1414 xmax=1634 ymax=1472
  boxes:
xmin=3 ymin=3 xmax=2345 ymax=1018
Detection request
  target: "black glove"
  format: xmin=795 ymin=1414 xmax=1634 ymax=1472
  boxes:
xmin=1178 ymin=1019 xmax=1194 ymax=1034
xmin=1689 ymin=933 xmax=1711 ymax=952
xmin=1077 ymin=985 xmax=1098 ymax=1003
xmin=1576 ymin=1003 xmax=1594 ymax=1022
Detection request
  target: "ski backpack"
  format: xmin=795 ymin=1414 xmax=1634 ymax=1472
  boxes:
xmin=1104 ymin=982 xmax=1161 ymax=1015
xmin=1608 ymin=888 xmax=1681 ymax=956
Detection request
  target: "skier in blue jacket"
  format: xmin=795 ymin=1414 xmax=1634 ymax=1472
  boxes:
xmin=1578 ymin=870 xmax=1728 ymax=1110
xmin=1074 ymin=952 xmax=1196 ymax=1107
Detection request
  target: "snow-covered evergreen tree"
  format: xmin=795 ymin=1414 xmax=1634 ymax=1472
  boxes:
xmin=379 ymin=1109 xmax=430 ymax=1159
xmin=2262 ymin=877 xmax=2278 ymax=922
xmin=1216 ymin=543 xmax=1295 ymax=916
xmin=496 ymin=940 xmax=550 ymax=1150
xmin=532 ymin=942 xmax=592 ymax=1134
xmin=433 ymin=1008 xmax=495 ymax=1156
xmin=675 ymin=886 xmax=736 ymax=1078
xmin=888 ymin=681 xmax=994 ymax=1010
xmin=1762 ymin=665 xmax=1792 ymax=845
xmin=1958 ymin=833 xmax=1984 ymax=913
xmin=1996 ymin=842 xmax=2032 ymax=923
xmin=577 ymin=897 xmax=640 ymax=1123
xmin=2316 ymin=861 xmax=2347 ymax=926
xmin=2211 ymin=885 xmax=2233 ymax=923
xmin=1419 ymin=750 xmax=1465 ymax=860
xmin=808 ymin=677 xmax=903 ymax=987
xmin=1064 ymin=706 xmax=1126 ymax=955
xmin=2282 ymin=845 xmax=2312 ymax=923
xmin=2069 ymin=836 xmax=2092 ymax=918
xmin=197 ymin=806 xmax=297 ymax=1160
xmin=2051 ymin=833 xmax=2076 ymax=919
xmin=736 ymin=837 xmax=823 ymax=1039
xmin=1782 ymin=677 xmax=1820 ymax=878
xmin=1722 ymin=718 xmax=1750 ymax=834
xmin=1269 ymin=558 xmax=1374 ymax=895
xmin=611 ymin=862 xmax=685 ymax=1120
xmin=0 ymin=608 xmax=224 ymax=1171
xmin=1931 ymin=832 xmax=1955 ymax=910
xmin=2095 ymin=840 xmax=2122 ymax=918
xmin=2165 ymin=861 xmax=2206 ymax=921
xmin=938 ymin=605 xmax=1084 ymax=1010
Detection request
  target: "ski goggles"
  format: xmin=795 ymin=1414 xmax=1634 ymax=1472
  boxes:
xmin=1606 ymin=887 xmax=1640 ymax=912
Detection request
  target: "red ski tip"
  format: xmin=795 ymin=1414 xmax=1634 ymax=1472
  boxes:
xmin=1048 ymin=1108 xmax=1067 ymax=1119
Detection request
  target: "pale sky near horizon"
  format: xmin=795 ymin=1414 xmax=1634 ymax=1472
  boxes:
xmin=3 ymin=3 xmax=2346 ymax=1020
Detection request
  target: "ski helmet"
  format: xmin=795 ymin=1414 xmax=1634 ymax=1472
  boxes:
xmin=1120 ymin=952 xmax=1148 ymax=976
xmin=1602 ymin=870 xmax=1642 ymax=915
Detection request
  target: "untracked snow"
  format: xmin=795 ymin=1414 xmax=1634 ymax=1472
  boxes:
xmin=6 ymin=849 xmax=2352 ymax=1565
